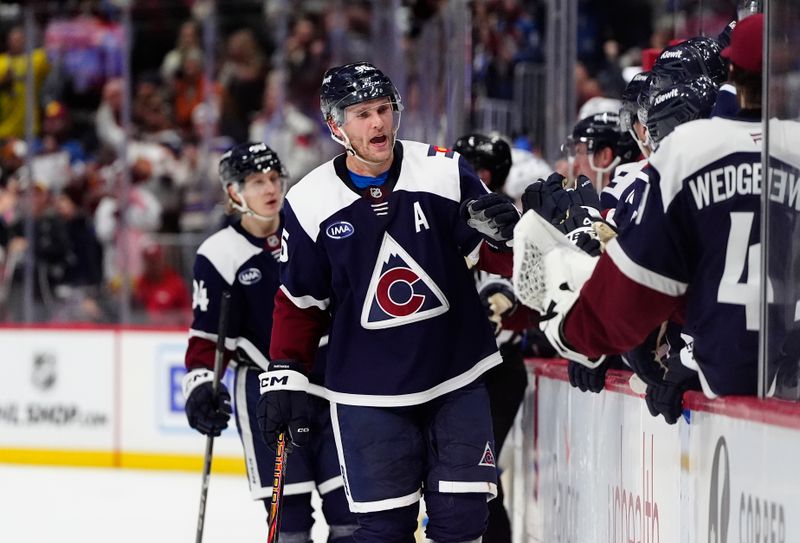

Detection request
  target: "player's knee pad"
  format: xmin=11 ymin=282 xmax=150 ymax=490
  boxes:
xmin=425 ymin=492 xmax=488 ymax=543
xmin=353 ymin=502 xmax=418 ymax=543
xmin=263 ymin=493 xmax=314 ymax=534
xmin=321 ymin=487 xmax=358 ymax=542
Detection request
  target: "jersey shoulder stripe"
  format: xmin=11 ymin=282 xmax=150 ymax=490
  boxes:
xmin=649 ymin=117 xmax=762 ymax=211
xmin=285 ymin=159 xmax=360 ymax=242
xmin=395 ymin=139 xmax=467 ymax=203
xmin=197 ymin=226 xmax=262 ymax=285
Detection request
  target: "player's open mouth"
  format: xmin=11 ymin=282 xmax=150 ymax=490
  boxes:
xmin=370 ymin=135 xmax=388 ymax=147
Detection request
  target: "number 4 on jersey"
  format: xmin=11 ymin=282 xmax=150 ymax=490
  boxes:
xmin=717 ymin=212 xmax=774 ymax=331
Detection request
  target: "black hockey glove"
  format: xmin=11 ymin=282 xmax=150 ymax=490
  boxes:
xmin=182 ymin=368 xmax=232 ymax=437
xmin=461 ymin=193 xmax=520 ymax=252
xmin=257 ymin=360 xmax=310 ymax=451
xmin=644 ymin=356 xmax=701 ymax=425
xmin=521 ymin=173 xmax=600 ymax=222
xmin=478 ymin=278 xmax=518 ymax=334
xmin=567 ymin=359 xmax=608 ymax=393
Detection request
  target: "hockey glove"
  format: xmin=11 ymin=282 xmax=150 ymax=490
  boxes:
xmin=644 ymin=355 xmax=701 ymax=425
xmin=478 ymin=278 xmax=518 ymax=334
xmin=568 ymin=359 xmax=608 ymax=393
xmin=461 ymin=193 xmax=520 ymax=251
xmin=521 ymin=173 xmax=600 ymax=222
xmin=257 ymin=360 xmax=311 ymax=451
xmin=182 ymin=368 xmax=232 ymax=437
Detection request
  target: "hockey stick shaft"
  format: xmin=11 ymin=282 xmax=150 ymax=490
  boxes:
xmin=267 ymin=432 xmax=288 ymax=543
xmin=195 ymin=291 xmax=232 ymax=543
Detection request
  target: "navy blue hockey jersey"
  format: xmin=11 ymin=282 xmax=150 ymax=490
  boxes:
xmin=273 ymin=140 xmax=504 ymax=406
xmin=566 ymin=114 xmax=800 ymax=397
xmin=186 ymin=221 xmax=283 ymax=372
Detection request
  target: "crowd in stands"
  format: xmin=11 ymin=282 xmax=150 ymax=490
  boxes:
xmin=0 ymin=0 xmax=740 ymax=325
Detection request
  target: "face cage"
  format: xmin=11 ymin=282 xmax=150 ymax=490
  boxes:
xmin=619 ymin=104 xmax=638 ymax=133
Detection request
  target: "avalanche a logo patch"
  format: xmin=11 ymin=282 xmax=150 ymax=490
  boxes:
xmin=360 ymin=233 xmax=448 ymax=330
xmin=478 ymin=442 xmax=495 ymax=467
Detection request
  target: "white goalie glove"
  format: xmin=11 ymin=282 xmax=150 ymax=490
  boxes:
xmin=512 ymin=210 xmax=605 ymax=368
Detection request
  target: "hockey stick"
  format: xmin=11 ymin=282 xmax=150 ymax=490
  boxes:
xmin=267 ymin=432 xmax=288 ymax=542
xmin=195 ymin=290 xmax=232 ymax=543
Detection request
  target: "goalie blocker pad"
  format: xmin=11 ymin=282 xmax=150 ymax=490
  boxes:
xmin=512 ymin=210 xmax=605 ymax=368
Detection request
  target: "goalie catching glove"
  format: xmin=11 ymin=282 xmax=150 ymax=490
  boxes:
xmin=512 ymin=210 xmax=604 ymax=368
xmin=460 ymin=192 xmax=520 ymax=251
xmin=257 ymin=360 xmax=311 ymax=450
xmin=183 ymin=368 xmax=233 ymax=437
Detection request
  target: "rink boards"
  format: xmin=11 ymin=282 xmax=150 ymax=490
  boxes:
xmin=0 ymin=325 xmax=246 ymax=473
xmin=1 ymin=326 xmax=799 ymax=541
xmin=518 ymin=358 xmax=798 ymax=543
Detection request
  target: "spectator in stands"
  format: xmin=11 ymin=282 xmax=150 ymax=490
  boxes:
xmin=94 ymin=157 xmax=162 ymax=283
xmin=0 ymin=26 xmax=50 ymax=138
xmin=248 ymin=72 xmax=325 ymax=186
xmin=172 ymin=48 xmax=219 ymax=135
xmin=33 ymin=100 xmax=88 ymax=167
xmin=95 ymin=78 xmax=125 ymax=150
xmin=133 ymin=242 xmax=191 ymax=326
xmin=132 ymin=73 xmax=177 ymax=143
xmin=160 ymin=20 xmax=201 ymax=84
xmin=286 ymin=15 xmax=329 ymax=118
xmin=218 ymin=29 xmax=267 ymax=142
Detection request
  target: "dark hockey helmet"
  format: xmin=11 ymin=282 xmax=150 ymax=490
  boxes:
xmin=620 ymin=70 xmax=650 ymax=132
xmin=645 ymin=76 xmax=718 ymax=146
xmin=452 ymin=133 xmax=513 ymax=189
xmin=320 ymin=62 xmax=403 ymax=126
xmin=685 ymin=37 xmax=727 ymax=86
xmin=566 ymin=112 xmax=622 ymax=155
xmin=218 ymin=142 xmax=288 ymax=190
xmin=649 ymin=39 xmax=727 ymax=92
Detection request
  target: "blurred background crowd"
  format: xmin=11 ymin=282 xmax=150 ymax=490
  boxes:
xmin=0 ymin=0 xmax=751 ymax=326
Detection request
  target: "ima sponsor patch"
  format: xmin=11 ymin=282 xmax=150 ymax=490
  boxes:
xmin=479 ymin=442 xmax=495 ymax=467
xmin=360 ymin=233 xmax=448 ymax=329
xmin=326 ymin=221 xmax=355 ymax=239
xmin=238 ymin=267 xmax=262 ymax=285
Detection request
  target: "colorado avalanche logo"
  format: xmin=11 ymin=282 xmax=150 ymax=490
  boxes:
xmin=361 ymin=234 xmax=448 ymax=329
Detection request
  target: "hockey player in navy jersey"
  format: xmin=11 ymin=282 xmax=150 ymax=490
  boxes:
xmin=514 ymin=14 xmax=784 ymax=414
xmin=258 ymin=62 xmax=520 ymax=542
xmin=182 ymin=142 xmax=356 ymax=541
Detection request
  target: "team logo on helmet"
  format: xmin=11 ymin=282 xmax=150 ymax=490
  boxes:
xmin=361 ymin=234 xmax=448 ymax=329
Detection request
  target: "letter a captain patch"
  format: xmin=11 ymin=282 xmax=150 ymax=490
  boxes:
xmin=360 ymin=233 xmax=449 ymax=330
xmin=479 ymin=442 xmax=495 ymax=467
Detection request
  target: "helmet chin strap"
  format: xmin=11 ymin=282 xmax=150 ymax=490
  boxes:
xmin=229 ymin=186 xmax=277 ymax=222
xmin=630 ymin=127 xmax=651 ymax=158
xmin=588 ymin=153 xmax=621 ymax=194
